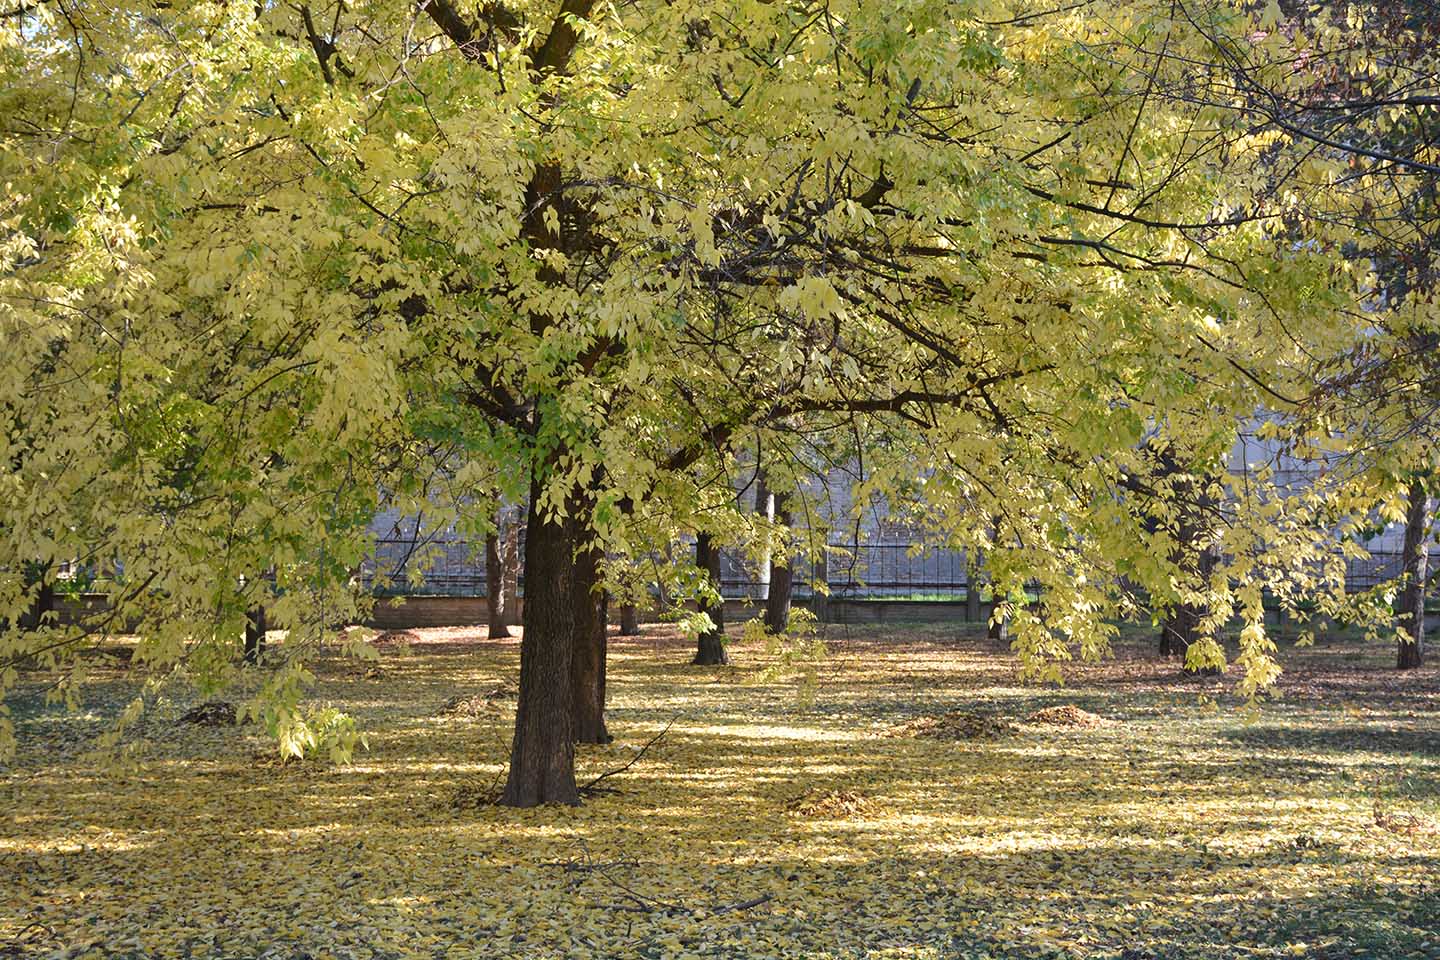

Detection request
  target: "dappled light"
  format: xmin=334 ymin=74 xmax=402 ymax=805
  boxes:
xmin=4 ymin=624 xmax=1436 ymax=958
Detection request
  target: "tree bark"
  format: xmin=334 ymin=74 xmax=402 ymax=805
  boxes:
xmin=987 ymin=600 xmax=1009 ymax=642
xmin=1161 ymin=549 xmax=1220 ymax=674
xmin=17 ymin=562 xmax=54 ymax=631
xmin=1397 ymin=479 xmax=1429 ymax=670
xmin=755 ymin=472 xmax=774 ymax=601
xmin=243 ymin=605 xmax=267 ymax=665
xmin=500 ymin=483 xmax=579 ymax=807
xmin=486 ymin=530 xmax=510 ymax=639
xmin=1153 ymin=453 xmax=1221 ymax=674
xmin=692 ymin=533 xmax=729 ymax=665
xmin=571 ymin=532 xmax=612 ymax=743
xmin=500 ymin=509 xmax=523 ymax=628
xmin=763 ymin=490 xmax=792 ymax=633
xmin=965 ymin=549 xmax=983 ymax=623
xmin=619 ymin=603 xmax=640 ymax=636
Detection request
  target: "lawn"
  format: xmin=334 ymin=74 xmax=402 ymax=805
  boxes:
xmin=3 ymin=623 xmax=1437 ymax=959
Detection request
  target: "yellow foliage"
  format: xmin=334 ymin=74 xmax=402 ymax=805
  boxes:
xmin=3 ymin=624 xmax=1436 ymax=958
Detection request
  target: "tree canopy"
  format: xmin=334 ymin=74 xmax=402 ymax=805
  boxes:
xmin=2 ymin=0 xmax=1434 ymax=801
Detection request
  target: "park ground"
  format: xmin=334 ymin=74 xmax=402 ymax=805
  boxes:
xmin=2 ymin=622 xmax=1438 ymax=960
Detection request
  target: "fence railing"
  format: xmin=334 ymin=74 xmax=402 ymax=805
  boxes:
xmin=358 ymin=537 xmax=495 ymax=597
xmin=360 ymin=538 xmax=980 ymax=601
xmin=357 ymin=535 xmax=1437 ymax=602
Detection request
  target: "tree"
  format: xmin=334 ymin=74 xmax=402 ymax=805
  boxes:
xmin=762 ymin=489 xmax=795 ymax=635
xmin=692 ymin=533 xmax=729 ymax=666
xmin=965 ymin=550 xmax=983 ymax=624
xmin=244 ymin=604 xmax=268 ymax=666
xmin=3 ymin=0 xmax=1373 ymax=801
xmin=1156 ymin=1 xmax=1440 ymax=663
xmin=1396 ymin=479 xmax=1430 ymax=669
xmin=570 ymin=493 xmax=612 ymax=742
xmin=619 ymin=604 xmax=640 ymax=636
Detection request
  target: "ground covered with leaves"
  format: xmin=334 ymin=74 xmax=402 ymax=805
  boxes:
xmin=4 ymin=622 xmax=1438 ymax=959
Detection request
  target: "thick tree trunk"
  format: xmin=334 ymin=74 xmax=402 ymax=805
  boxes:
xmin=1155 ymin=457 xmax=1221 ymax=674
xmin=571 ymin=534 xmax=612 ymax=743
xmin=763 ymin=491 xmax=792 ymax=633
xmin=1160 ymin=549 xmax=1220 ymax=674
xmin=619 ymin=603 xmax=640 ymax=636
xmin=18 ymin=563 xmax=55 ymax=631
xmin=1159 ymin=608 xmax=1187 ymax=658
xmin=243 ymin=605 xmax=267 ymax=664
xmin=15 ymin=561 xmax=54 ymax=631
xmin=692 ymin=533 xmax=729 ymax=665
xmin=1397 ymin=479 xmax=1429 ymax=670
xmin=500 ymin=486 xmax=579 ymax=807
xmin=486 ymin=530 xmax=510 ymax=639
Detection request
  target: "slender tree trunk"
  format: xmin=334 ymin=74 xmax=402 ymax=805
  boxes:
xmin=619 ymin=603 xmax=640 ymax=636
xmin=571 ymin=532 xmax=612 ymax=743
xmin=486 ymin=530 xmax=510 ymax=639
xmin=501 ymin=484 xmax=579 ymax=807
xmin=763 ymin=490 xmax=792 ymax=633
xmin=965 ymin=549 xmax=983 ymax=623
xmin=243 ymin=605 xmax=267 ymax=665
xmin=755 ymin=472 xmax=774 ymax=601
xmin=500 ymin=509 xmax=523 ymax=628
xmin=1397 ymin=479 xmax=1429 ymax=670
xmin=693 ymin=533 xmax=729 ymax=665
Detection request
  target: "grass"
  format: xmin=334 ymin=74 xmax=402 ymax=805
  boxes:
xmin=2 ymin=623 xmax=1437 ymax=959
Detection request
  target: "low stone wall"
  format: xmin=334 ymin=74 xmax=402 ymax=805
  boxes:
xmin=371 ymin=596 xmax=989 ymax=629
xmin=721 ymin=597 xmax=989 ymax=625
xmin=55 ymin=594 xmax=120 ymax=627
xmin=366 ymin=596 xmax=518 ymax=629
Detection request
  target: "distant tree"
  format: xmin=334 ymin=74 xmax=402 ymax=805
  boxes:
xmin=692 ymin=534 xmax=728 ymax=667
xmin=1396 ymin=479 xmax=1431 ymax=669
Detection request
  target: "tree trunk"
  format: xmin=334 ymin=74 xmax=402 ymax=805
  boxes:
xmin=500 ymin=485 xmax=579 ymax=807
xmin=755 ymin=472 xmax=774 ymax=601
xmin=17 ymin=562 xmax=54 ymax=631
xmin=692 ymin=533 xmax=729 ymax=665
xmin=500 ymin=509 xmax=523 ymax=628
xmin=987 ymin=600 xmax=1009 ymax=642
xmin=619 ymin=603 xmax=640 ymax=636
xmin=1397 ymin=479 xmax=1429 ymax=670
xmin=571 ymin=533 xmax=612 ymax=743
xmin=486 ymin=530 xmax=510 ymax=639
xmin=763 ymin=491 xmax=792 ymax=633
xmin=1159 ymin=608 xmax=1186 ymax=658
xmin=1161 ymin=550 xmax=1221 ymax=674
xmin=243 ymin=605 xmax=267 ymax=665
xmin=965 ymin=549 xmax=983 ymax=623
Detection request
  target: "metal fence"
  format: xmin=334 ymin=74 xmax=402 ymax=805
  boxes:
xmin=358 ymin=537 xmax=494 ymax=597
xmin=358 ymin=534 xmax=1440 ymax=603
xmin=1342 ymin=551 xmax=1435 ymax=592
xmin=360 ymin=536 xmax=979 ymax=601
xmin=719 ymin=543 xmax=976 ymax=601
xmin=828 ymin=543 xmax=973 ymax=600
